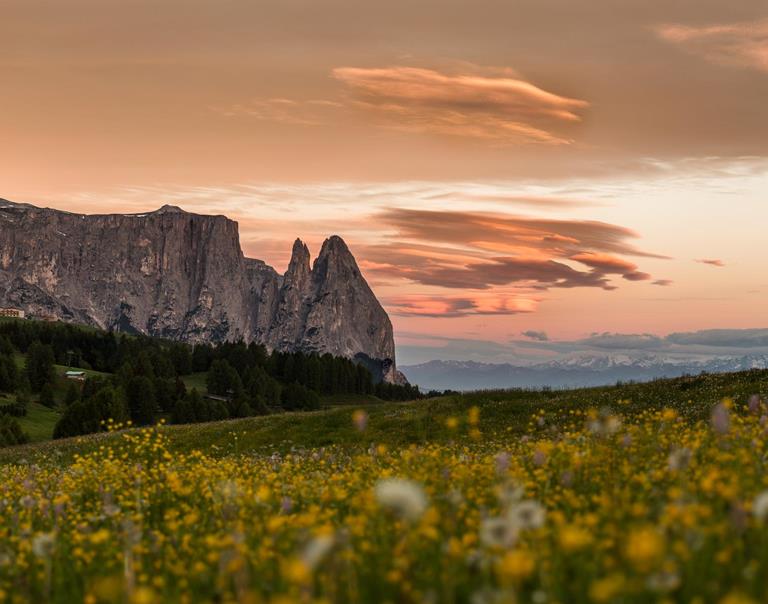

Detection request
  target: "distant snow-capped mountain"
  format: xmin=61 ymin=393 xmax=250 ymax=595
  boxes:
xmin=400 ymin=354 xmax=768 ymax=392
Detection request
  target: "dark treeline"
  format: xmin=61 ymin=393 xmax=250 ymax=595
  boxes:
xmin=0 ymin=319 xmax=420 ymax=442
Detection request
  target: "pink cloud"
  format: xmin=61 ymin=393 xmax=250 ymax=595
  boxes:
xmin=657 ymin=20 xmax=768 ymax=73
xmin=357 ymin=208 xmax=667 ymax=299
xmin=696 ymin=258 xmax=725 ymax=267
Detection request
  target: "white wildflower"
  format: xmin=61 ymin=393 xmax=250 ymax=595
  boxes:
xmin=479 ymin=516 xmax=518 ymax=548
xmin=32 ymin=532 xmax=55 ymax=558
xmin=753 ymin=490 xmax=768 ymax=522
xmin=302 ymin=535 xmax=335 ymax=570
xmin=509 ymin=499 xmax=546 ymax=530
xmin=668 ymin=447 xmax=692 ymax=472
xmin=375 ymin=478 xmax=428 ymax=522
xmin=711 ymin=402 xmax=730 ymax=435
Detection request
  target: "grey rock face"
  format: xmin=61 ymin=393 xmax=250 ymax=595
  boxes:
xmin=0 ymin=199 xmax=399 ymax=382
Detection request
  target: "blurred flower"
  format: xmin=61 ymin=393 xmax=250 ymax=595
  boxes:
xmin=625 ymin=528 xmax=664 ymax=572
xmin=711 ymin=402 xmax=730 ymax=435
xmin=352 ymin=409 xmax=368 ymax=432
xmin=32 ymin=533 xmax=55 ymax=558
xmin=668 ymin=447 xmax=692 ymax=472
xmin=494 ymin=452 xmax=510 ymax=475
xmin=558 ymin=525 xmax=592 ymax=552
xmin=480 ymin=516 xmax=518 ymax=549
xmin=752 ymin=491 xmax=768 ymax=522
xmin=302 ymin=535 xmax=334 ymax=570
xmin=375 ymin=478 xmax=428 ymax=522
xmin=497 ymin=550 xmax=535 ymax=581
xmin=510 ymin=500 xmax=546 ymax=531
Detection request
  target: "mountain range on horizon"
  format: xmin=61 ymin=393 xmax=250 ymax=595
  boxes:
xmin=0 ymin=198 xmax=404 ymax=384
xmin=400 ymin=354 xmax=768 ymax=392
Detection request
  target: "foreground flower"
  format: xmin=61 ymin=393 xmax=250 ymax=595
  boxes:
xmin=711 ymin=402 xmax=730 ymax=435
xmin=668 ymin=447 xmax=692 ymax=472
xmin=625 ymin=527 xmax=664 ymax=572
xmin=352 ymin=409 xmax=368 ymax=431
xmin=753 ymin=490 xmax=768 ymax=523
xmin=374 ymin=478 xmax=428 ymax=522
xmin=510 ymin=500 xmax=546 ymax=531
xmin=480 ymin=516 xmax=518 ymax=549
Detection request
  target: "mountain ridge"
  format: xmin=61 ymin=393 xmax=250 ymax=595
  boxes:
xmin=0 ymin=199 xmax=403 ymax=383
xmin=401 ymin=354 xmax=768 ymax=391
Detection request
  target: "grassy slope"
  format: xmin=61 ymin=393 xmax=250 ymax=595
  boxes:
xmin=180 ymin=372 xmax=208 ymax=392
xmin=6 ymin=353 xmax=110 ymax=441
xmin=1 ymin=368 xmax=766 ymax=465
xmin=17 ymin=402 xmax=61 ymax=442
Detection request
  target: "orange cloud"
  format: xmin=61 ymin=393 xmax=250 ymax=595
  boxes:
xmin=571 ymin=252 xmax=651 ymax=282
xmin=383 ymin=294 xmax=538 ymax=318
xmin=332 ymin=65 xmax=588 ymax=145
xmin=657 ymin=20 xmax=768 ymax=73
xmin=378 ymin=208 xmax=667 ymax=259
xmin=357 ymin=208 xmax=668 ymax=297
xmin=363 ymin=208 xmax=663 ymax=296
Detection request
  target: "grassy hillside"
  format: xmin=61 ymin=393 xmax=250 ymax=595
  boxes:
xmin=17 ymin=402 xmax=61 ymax=442
xmin=1 ymin=368 xmax=768 ymax=602
xmin=2 ymin=367 xmax=765 ymax=464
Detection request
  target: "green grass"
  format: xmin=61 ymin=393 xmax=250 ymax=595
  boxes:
xmin=321 ymin=393 xmax=384 ymax=406
xmin=5 ymin=353 xmax=106 ymax=441
xmin=180 ymin=371 xmax=208 ymax=392
xmin=17 ymin=402 xmax=61 ymax=442
xmin=1 ymin=368 xmax=766 ymax=465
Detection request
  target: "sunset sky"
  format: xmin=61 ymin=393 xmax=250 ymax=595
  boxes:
xmin=2 ymin=0 xmax=767 ymax=364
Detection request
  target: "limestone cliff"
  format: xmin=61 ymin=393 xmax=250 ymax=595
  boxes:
xmin=0 ymin=199 xmax=400 ymax=382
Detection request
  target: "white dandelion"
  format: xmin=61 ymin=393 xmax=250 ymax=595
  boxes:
xmin=32 ymin=533 xmax=55 ymax=558
xmin=479 ymin=516 xmax=518 ymax=548
xmin=753 ymin=490 xmax=768 ymax=522
xmin=375 ymin=478 xmax=428 ymax=522
xmin=302 ymin=534 xmax=335 ymax=570
xmin=509 ymin=499 xmax=546 ymax=530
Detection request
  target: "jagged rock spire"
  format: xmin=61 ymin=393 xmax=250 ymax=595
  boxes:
xmin=0 ymin=202 xmax=401 ymax=382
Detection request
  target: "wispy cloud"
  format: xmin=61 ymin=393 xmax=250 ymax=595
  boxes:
xmin=522 ymin=330 xmax=549 ymax=341
xmin=656 ymin=20 xmax=768 ymax=73
xmin=357 ymin=208 xmax=668 ymax=302
xmin=332 ymin=65 xmax=589 ymax=145
xmin=217 ymin=65 xmax=589 ymax=146
xmin=696 ymin=258 xmax=725 ymax=267
xmin=213 ymin=97 xmax=343 ymax=125
xmin=383 ymin=294 xmax=537 ymax=318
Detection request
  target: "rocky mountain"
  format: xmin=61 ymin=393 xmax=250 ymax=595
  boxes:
xmin=0 ymin=199 xmax=402 ymax=383
xmin=401 ymin=354 xmax=768 ymax=391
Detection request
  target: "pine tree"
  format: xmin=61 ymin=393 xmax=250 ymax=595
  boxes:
xmin=64 ymin=381 xmax=81 ymax=406
xmin=25 ymin=341 xmax=56 ymax=392
xmin=39 ymin=383 xmax=55 ymax=408
xmin=126 ymin=376 xmax=157 ymax=425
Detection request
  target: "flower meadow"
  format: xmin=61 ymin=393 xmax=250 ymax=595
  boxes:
xmin=3 ymin=396 xmax=768 ymax=603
